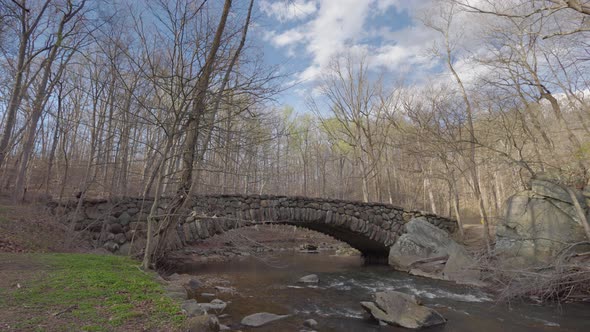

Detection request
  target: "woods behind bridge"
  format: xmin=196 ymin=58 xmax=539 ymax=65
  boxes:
xmin=1 ymin=1 xmax=590 ymax=260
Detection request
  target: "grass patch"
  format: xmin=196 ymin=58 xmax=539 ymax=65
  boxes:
xmin=5 ymin=253 xmax=184 ymax=331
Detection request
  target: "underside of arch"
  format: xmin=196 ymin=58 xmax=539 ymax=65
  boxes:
xmin=183 ymin=219 xmax=390 ymax=259
xmin=283 ymin=222 xmax=389 ymax=258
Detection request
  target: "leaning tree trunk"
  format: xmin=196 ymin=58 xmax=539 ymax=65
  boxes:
xmin=152 ymin=0 xmax=233 ymax=262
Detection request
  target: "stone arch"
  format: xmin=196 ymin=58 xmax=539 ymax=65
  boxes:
xmin=51 ymin=194 xmax=457 ymax=260
xmin=177 ymin=195 xmax=458 ymax=259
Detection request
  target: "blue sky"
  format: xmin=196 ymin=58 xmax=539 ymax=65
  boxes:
xmin=250 ymin=0 xmax=446 ymax=112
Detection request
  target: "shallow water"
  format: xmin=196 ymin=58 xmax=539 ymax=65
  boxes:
xmin=182 ymin=252 xmax=590 ymax=331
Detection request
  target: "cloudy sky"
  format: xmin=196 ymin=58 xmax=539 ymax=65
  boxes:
xmin=252 ymin=0 xmax=457 ymax=111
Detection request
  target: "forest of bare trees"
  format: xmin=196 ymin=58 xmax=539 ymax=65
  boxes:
xmin=1 ymin=0 xmax=589 ymax=261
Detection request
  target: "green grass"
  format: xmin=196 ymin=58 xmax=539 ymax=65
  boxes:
xmin=7 ymin=254 xmax=184 ymax=331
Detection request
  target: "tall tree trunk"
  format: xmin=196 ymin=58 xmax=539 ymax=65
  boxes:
xmin=178 ymin=0 xmax=232 ymax=197
xmin=14 ymin=1 xmax=84 ymax=201
xmin=153 ymin=0 xmax=233 ymax=262
xmin=142 ymin=136 xmax=174 ymax=270
xmin=0 ymin=1 xmax=52 ymax=172
xmin=45 ymin=86 xmax=64 ymax=195
xmin=442 ymin=21 xmax=491 ymax=252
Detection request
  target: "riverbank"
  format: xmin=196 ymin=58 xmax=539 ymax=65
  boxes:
xmin=0 ymin=253 xmax=184 ymax=331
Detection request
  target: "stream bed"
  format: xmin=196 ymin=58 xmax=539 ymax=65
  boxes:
xmin=180 ymin=251 xmax=590 ymax=331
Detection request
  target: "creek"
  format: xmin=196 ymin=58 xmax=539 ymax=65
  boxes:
xmin=179 ymin=251 xmax=589 ymax=331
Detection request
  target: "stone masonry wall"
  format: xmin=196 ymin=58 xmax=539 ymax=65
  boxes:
xmin=49 ymin=194 xmax=457 ymax=257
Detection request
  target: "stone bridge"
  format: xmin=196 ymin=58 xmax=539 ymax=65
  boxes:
xmin=54 ymin=194 xmax=457 ymax=259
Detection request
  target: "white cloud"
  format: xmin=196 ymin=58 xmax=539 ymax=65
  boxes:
xmin=375 ymin=0 xmax=426 ymax=13
xmin=260 ymin=0 xmax=318 ymax=22
xmin=266 ymin=28 xmax=306 ymax=48
xmin=299 ymin=0 xmax=374 ymax=81
xmin=261 ymin=0 xmax=376 ymax=82
xmin=262 ymin=0 xmax=497 ymax=88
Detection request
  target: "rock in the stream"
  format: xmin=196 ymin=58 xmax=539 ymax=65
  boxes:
xmin=199 ymin=299 xmax=227 ymax=312
xmin=164 ymin=283 xmax=188 ymax=300
xmin=184 ymin=278 xmax=201 ymax=298
xmin=303 ymin=318 xmax=318 ymax=328
xmin=241 ymin=312 xmax=290 ymax=327
xmin=360 ymin=291 xmax=446 ymax=329
xmin=214 ymin=286 xmax=236 ymax=294
xmin=298 ymin=274 xmax=319 ymax=284
xmin=182 ymin=299 xmax=205 ymax=317
xmin=202 ymin=292 xmax=216 ymax=297
xmin=184 ymin=313 xmax=220 ymax=332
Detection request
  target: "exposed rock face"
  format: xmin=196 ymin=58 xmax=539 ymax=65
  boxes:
xmin=360 ymin=291 xmax=446 ymax=329
xmin=389 ymin=217 xmax=455 ymax=269
xmin=388 ymin=218 xmax=480 ymax=284
xmin=496 ymin=180 xmax=588 ymax=264
xmin=442 ymin=246 xmax=480 ymax=284
xmin=241 ymin=312 xmax=290 ymax=327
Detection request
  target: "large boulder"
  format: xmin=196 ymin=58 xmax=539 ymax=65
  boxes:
xmin=531 ymin=179 xmax=584 ymax=205
xmin=496 ymin=180 xmax=588 ymax=264
xmin=441 ymin=246 xmax=481 ymax=285
xmin=360 ymin=291 xmax=446 ymax=329
xmin=389 ymin=217 xmax=457 ymax=270
xmin=389 ymin=217 xmax=479 ymax=284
